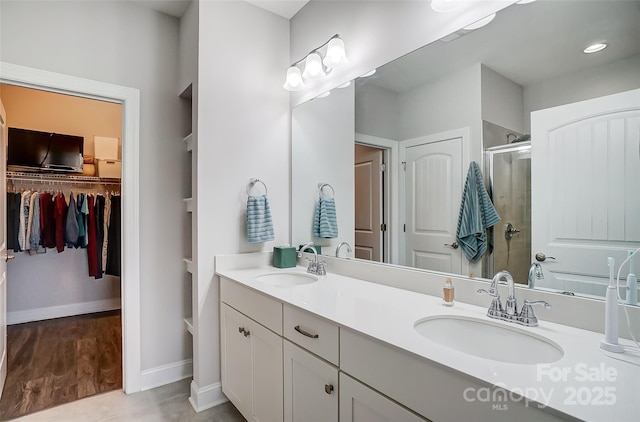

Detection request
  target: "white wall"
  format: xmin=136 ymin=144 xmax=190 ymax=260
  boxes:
xmin=290 ymin=0 xmax=516 ymax=106
xmin=523 ymin=55 xmax=640 ymax=132
xmin=196 ymin=0 xmax=290 ymax=403
xmin=292 ymin=85 xmax=355 ymax=252
xmin=480 ymin=64 xmax=524 ymax=133
xmin=0 ymin=0 xmax=191 ymax=376
xmin=355 ymin=83 xmax=399 ymax=141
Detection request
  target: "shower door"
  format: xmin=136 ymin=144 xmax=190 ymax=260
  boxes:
xmin=485 ymin=143 xmax=531 ymax=284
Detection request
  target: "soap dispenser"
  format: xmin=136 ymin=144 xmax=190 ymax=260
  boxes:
xmin=443 ymin=278 xmax=455 ymax=306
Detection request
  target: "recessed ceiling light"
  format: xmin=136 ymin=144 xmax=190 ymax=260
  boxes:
xmin=583 ymin=43 xmax=607 ymax=54
xmin=463 ymin=13 xmax=496 ymax=30
xmin=317 ymin=91 xmax=331 ymax=99
xmin=337 ymin=81 xmax=352 ymax=89
xmin=361 ymin=69 xmax=377 ymax=78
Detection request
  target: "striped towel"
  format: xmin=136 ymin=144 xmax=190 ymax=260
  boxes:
xmin=247 ymin=195 xmax=275 ymax=243
xmin=455 ymin=161 xmax=500 ymax=261
xmin=313 ymin=197 xmax=338 ymax=238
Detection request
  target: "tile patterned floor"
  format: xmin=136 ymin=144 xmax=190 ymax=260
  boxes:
xmin=10 ymin=379 xmax=246 ymax=422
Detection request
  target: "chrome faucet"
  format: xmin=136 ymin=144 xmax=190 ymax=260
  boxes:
xmin=298 ymin=242 xmax=326 ymax=275
xmin=478 ymin=270 xmax=550 ymax=327
xmin=528 ymin=262 xmax=544 ymax=289
xmin=335 ymin=241 xmax=352 ymax=258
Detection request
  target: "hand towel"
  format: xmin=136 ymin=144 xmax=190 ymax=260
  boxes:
xmin=313 ymin=197 xmax=338 ymax=239
xmin=247 ymin=195 xmax=275 ymax=243
xmin=456 ymin=161 xmax=500 ymax=261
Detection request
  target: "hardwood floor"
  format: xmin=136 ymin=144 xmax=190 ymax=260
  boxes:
xmin=0 ymin=311 xmax=122 ymax=420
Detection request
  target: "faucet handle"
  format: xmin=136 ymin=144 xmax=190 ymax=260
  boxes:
xmin=518 ymin=299 xmax=551 ymax=327
xmin=477 ymin=288 xmax=499 ymax=298
xmin=478 ymin=289 xmax=504 ymax=318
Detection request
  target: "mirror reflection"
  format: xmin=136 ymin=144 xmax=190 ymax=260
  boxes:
xmin=291 ymin=0 xmax=640 ymax=302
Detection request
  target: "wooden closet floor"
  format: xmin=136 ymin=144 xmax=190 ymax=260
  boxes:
xmin=0 ymin=310 xmax=122 ymax=421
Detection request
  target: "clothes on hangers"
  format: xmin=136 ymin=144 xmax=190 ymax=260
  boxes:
xmin=65 ymin=193 xmax=80 ymax=248
xmin=102 ymin=194 xmax=111 ymax=273
xmin=54 ymin=193 xmax=67 ymax=253
xmin=87 ymin=194 xmax=99 ymax=277
xmin=105 ymin=195 xmax=121 ymax=277
xmin=40 ymin=192 xmax=56 ymax=249
xmin=18 ymin=190 xmax=32 ymax=251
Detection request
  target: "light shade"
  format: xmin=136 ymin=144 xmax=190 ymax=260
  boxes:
xmin=583 ymin=43 xmax=607 ymax=54
xmin=302 ymin=52 xmax=327 ymax=80
xmin=323 ymin=37 xmax=348 ymax=68
xmin=283 ymin=66 xmax=305 ymax=91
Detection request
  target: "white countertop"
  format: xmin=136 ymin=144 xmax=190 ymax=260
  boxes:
xmin=216 ymin=265 xmax=640 ymax=422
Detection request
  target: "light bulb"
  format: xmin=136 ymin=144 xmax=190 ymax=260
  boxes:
xmin=283 ymin=66 xmax=305 ymax=91
xmin=583 ymin=43 xmax=607 ymax=54
xmin=323 ymin=37 xmax=348 ymax=68
xmin=302 ymin=52 xmax=326 ymax=80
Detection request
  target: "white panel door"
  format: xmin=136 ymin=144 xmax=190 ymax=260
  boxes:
xmin=404 ymin=137 xmax=463 ymax=273
xmin=355 ymin=144 xmax=383 ymax=261
xmin=0 ymin=99 xmax=7 ymax=398
xmin=284 ymin=340 xmax=338 ymax=422
xmin=531 ymin=88 xmax=640 ymax=292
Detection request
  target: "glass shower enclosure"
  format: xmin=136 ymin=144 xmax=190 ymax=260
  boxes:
xmin=484 ymin=143 xmax=532 ymax=285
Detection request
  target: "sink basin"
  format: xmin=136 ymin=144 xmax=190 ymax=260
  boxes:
xmin=255 ymin=272 xmax=318 ymax=287
xmin=414 ymin=315 xmax=563 ymax=364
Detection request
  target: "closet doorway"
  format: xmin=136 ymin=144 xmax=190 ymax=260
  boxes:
xmin=0 ymin=84 xmax=123 ymax=418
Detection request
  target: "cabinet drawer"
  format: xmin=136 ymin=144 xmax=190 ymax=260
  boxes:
xmin=220 ymin=277 xmax=282 ymax=334
xmin=283 ymin=304 xmax=339 ymax=365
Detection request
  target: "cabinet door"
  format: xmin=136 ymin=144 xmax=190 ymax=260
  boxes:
xmin=251 ymin=314 xmax=283 ymax=422
xmin=221 ymin=304 xmax=252 ymax=417
xmin=284 ymin=340 xmax=338 ymax=422
xmin=340 ymin=373 xmax=428 ymax=422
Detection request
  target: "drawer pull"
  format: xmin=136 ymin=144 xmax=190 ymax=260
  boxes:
xmin=324 ymin=384 xmax=334 ymax=395
xmin=294 ymin=325 xmax=319 ymax=339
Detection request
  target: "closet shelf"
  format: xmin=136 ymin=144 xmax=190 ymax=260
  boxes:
xmin=184 ymin=317 xmax=194 ymax=335
xmin=184 ymin=258 xmax=193 ymax=274
xmin=7 ymin=171 xmax=121 ymax=185
xmin=183 ymin=198 xmax=193 ymax=213
xmin=183 ymin=133 xmax=193 ymax=152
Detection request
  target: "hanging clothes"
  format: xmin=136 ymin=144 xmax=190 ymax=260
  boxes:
xmin=54 ymin=193 xmax=67 ymax=253
xmin=86 ymin=195 xmax=99 ymax=277
xmin=75 ymin=193 xmax=85 ymax=248
xmin=7 ymin=192 xmax=19 ymax=252
xmin=40 ymin=192 xmax=56 ymax=249
xmin=102 ymin=195 xmax=111 ymax=272
xmin=94 ymin=195 xmax=105 ymax=279
xmin=65 ymin=193 xmax=80 ymax=248
xmin=28 ymin=192 xmax=44 ymax=254
xmin=105 ymin=195 xmax=121 ymax=277
xmin=18 ymin=190 xmax=31 ymax=251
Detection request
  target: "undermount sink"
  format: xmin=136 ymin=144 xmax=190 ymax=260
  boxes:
xmin=255 ymin=272 xmax=318 ymax=287
xmin=414 ymin=315 xmax=563 ymax=364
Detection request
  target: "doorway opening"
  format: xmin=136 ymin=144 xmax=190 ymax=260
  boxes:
xmin=0 ymin=84 xmax=123 ymax=418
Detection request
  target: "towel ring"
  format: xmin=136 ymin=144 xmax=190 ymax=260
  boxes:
xmin=247 ymin=178 xmax=268 ymax=196
xmin=318 ymin=183 xmax=335 ymax=198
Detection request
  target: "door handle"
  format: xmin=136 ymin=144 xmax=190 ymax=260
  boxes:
xmin=535 ymin=253 xmax=556 ymax=262
xmin=4 ymin=254 xmax=14 ymax=262
xmin=444 ymin=242 xmax=459 ymax=250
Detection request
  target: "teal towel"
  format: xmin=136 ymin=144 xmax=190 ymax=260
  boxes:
xmin=456 ymin=161 xmax=500 ymax=261
xmin=313 ymin=197 xmax=338 ymax=238
xmin=247 ymin=195 xmax=275 ymax=243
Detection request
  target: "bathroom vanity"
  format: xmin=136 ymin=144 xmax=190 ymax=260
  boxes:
xmin=216 ymin=252 xmax=640 ymax=422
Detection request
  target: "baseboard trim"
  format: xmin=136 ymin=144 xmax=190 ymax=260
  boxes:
xmin=140 ymin=359 xmax=193 ymax=391
xmin=189 ymin=380 xmax=227 ymax=412
xmin=7 ymin=298 xmax=121 ymax=325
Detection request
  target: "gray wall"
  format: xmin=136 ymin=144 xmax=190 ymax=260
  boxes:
xmin=1 ymin=0 xmax=190 ymax=373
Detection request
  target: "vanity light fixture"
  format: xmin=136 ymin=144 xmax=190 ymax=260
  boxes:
xmin=430 ymin=0 xmax=462 ymax=13
xmin=583 ymin=43 xmax=607 ymax=54
xmin=283 ymin=34 xmax=349 ymax=92
xmin=463 ymin=13 xmax=496 ymax=30
xmin=360 ymin=69 xmax=377 ymax=77
xmin=317 ymin=91 xmax=331 ymax=98
xmin=337 ymin=81 xmax=352 ymax=89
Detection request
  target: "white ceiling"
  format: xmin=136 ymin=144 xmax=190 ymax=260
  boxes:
xmin=135 ymin=0 xmax=309 ymax=19
xmin=360 ymin=1 xmax=640 ymax=93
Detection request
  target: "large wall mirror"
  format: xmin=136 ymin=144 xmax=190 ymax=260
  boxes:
xmin=291 ymin=0 xmax=640 ymax=303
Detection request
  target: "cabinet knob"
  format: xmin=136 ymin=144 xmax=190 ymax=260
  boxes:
xmin=324 ymin=384 xmax=334 ymax=395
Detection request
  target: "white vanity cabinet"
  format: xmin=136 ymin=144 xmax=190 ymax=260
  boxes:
xmin=340 ymin=373 xmax=427 ymax=422
xmin=220 ymin=279 xmax=284 ymax=422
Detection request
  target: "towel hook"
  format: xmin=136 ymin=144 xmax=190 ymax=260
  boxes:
xmin=318 ymin=183 xmax=335 ymax=198
xmin=247 ymin=178 xmax=268 ymax=196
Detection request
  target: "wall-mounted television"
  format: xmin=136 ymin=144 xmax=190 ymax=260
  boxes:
xmin=7 ymin=127 xmax=84 ymax=173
